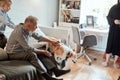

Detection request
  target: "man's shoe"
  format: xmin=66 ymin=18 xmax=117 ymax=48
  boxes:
xmin=102 ymin=62 xmax=108 ymax=67
xmin=42 ymin=73 xmax=63 ymax=80
xmin=113 ymin=63 xmax=120 ymax=69
xmin=54 ymin=69 xmax=71 ymax=77
xmin=51 ymin=77 xmax=63 ymax=80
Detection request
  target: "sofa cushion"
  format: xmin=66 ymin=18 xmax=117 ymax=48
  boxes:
xmin=0 ymin=48 xmax=8 ymax=60
xmin=0 ymin=60 xmax=38 ymax=80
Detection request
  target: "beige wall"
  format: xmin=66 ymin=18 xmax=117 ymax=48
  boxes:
xmin=8 ymin=0 xmax=59 ymax=27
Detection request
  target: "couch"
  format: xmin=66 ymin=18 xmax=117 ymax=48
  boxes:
xmin=0 ymin=26 xmax=70 ymax=80
xmin=0 ymin=48 xmax=43 ymax=80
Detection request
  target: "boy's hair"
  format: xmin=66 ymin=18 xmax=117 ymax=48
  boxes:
xmin=0 ymin=0 xmax=12 ymax=7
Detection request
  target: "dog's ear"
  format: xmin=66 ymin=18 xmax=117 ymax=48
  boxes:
xmin=54 ymin=46 xmax=64 ymax=55
xmin=51 ymin=44 xmax=60 ymax=51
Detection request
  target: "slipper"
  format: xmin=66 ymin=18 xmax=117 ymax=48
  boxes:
xmin=113 ymin=63 xmax=120 ymax=69
xmin=102 ymin=62 xmax=108 ymax=67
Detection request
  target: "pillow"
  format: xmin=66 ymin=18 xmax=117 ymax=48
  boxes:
xmin=0 ymin=48 xmax=8 ymax=60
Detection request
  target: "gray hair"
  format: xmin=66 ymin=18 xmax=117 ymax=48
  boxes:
xmin=24 ymin=16 xmax=38 ymax=24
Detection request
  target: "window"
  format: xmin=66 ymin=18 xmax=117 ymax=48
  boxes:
xmin=80 ymin=0 xmax=116 ymax=29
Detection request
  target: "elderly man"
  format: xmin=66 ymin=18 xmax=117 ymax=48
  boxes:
xmin=6 ymin=16 xmax=70 ymax=80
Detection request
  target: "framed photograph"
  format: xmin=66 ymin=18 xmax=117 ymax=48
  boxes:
xmin=74 ymin=1 xmax=80 ymax=9
xmin=66 ymin=1 xmax=74 ymax=9
xmin=86 ymin=16 xmax=94 ymax=27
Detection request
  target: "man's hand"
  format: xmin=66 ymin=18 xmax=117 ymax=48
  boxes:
xmin=114 ymin=19 xmax=120 ymax=25
xmin=50 ymin=37 xmax=60 ymax=43
xmin=52 ymin=40 xmax=60 ymax=45
xmin=36 ymin=50 xmax=52 ymax=57
xmin=49 ymin=38 xmax=60 ymax=46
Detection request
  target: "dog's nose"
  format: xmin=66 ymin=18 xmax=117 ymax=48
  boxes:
xmin=56 ymin=57 xmax=63 ymax=63
xmin=67 ymin=52 xmax=72 ymax=57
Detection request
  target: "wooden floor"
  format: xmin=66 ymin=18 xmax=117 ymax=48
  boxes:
xmin=58 ymin=50 xmax=120 ymax=80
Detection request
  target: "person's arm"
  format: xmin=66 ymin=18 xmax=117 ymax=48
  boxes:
xmin=6 ymin=14 xmax=15 ymax=29
xmin=107 ymin=5 xmax=116 ymax=26
xmin=35 ymin=49 xmax=52 ymax=57
xmin=107 ymin=5 xmax=120 ymax=27
xmin=0 ymin=13 xmax=15 ymax=29
xmin=15 ymin=29 xmax=51 ymax=57
xmin=32 ymin=32 xmax=59 ymax=45
xmin=114 ymin=19 xmax=120 ymax=25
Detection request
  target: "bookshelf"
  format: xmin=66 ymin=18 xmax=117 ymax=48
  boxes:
xmin=58 ymin=0 xmax=81 ymax=27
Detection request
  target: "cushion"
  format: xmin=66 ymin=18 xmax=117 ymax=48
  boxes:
xmin=0 ymin=60 xmax=38 ymax=80
xmin=0 ymin=48 xmax=8 ymax=60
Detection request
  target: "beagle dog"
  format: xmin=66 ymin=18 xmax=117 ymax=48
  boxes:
xmin=47 ymin=42 xmax=77 ymax=69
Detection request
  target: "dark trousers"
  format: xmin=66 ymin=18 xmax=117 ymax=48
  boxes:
xmin=0 ymin=32 xmax=7 ymax=49
xmin=37 ymin=54 xmax=56 ymax=70
xmin=8 ymin=52 xmax=47 ymax=74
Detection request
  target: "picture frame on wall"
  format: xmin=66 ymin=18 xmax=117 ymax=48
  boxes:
xmin=74 ymin=1 xmax=80 ymax=9
xmin=86 ymin=15 xmax=94 ymax=27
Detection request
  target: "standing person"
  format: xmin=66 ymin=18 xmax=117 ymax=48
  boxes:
xmin=0 ymin=0 xmax=15 ymax=33
xmin=0 ymin=0 xmax=15 ymax=49
xmin=6 ymin=15 xmax=70 ymax=80
xmin=102 ymin=0 xmax=120 ymax=68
